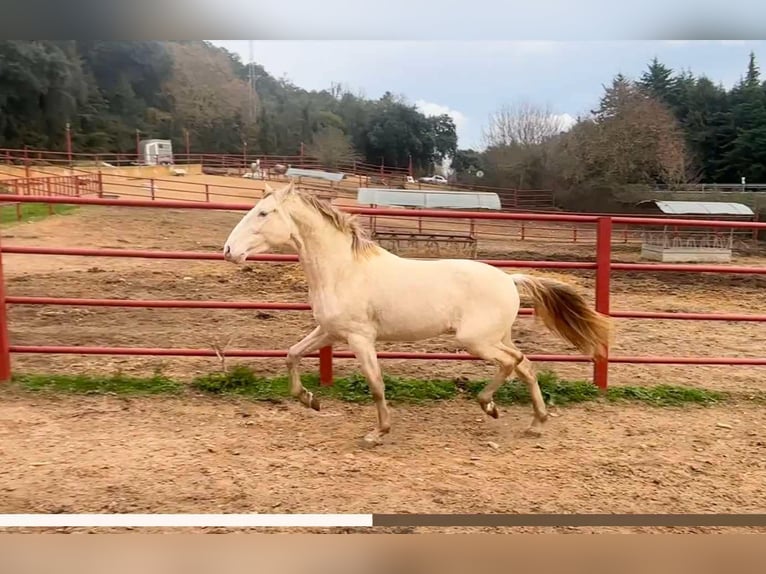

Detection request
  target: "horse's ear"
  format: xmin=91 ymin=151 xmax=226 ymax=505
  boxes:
xmin=263 ymin=182 xmax=274 ymax=197
xmin=273 ymin=180 xmax=295 ymax=200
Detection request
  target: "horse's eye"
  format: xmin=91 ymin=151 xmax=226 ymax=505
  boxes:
xmin=257 ymin=210 xmax=268 ymax=218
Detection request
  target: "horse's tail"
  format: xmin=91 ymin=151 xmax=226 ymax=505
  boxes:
xmin=510 ymin=273 xmax=612 ymax=359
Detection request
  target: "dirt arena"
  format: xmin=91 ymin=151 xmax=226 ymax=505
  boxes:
xmin=1 ymin=173 xmax=765 ymax=532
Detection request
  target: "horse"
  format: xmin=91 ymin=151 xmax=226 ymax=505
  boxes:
xmin=223 ymin=180 xmax=612 ymax=446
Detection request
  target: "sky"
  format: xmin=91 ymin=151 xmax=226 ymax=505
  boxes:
xmin=211 ymin=40 xmax=766 ymax=150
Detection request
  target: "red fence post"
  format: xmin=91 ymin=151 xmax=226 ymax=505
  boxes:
xmin=0 ymin=235 xmax=11 ymax=383
xmin=319 ymin=345 xmax=333 ymax=386
xmin=593 ymin=216 xmax=612 ymax=391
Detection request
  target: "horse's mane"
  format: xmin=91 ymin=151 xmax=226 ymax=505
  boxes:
xmin=267 ymin=186 xmax=379 ymax=258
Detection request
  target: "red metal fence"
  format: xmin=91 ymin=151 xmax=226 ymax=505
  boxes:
xmin=2 ymin=173 xmax=102 ymax=197
xmin=1 ymin=194 xmax=766 ymax=390
xmin=1 ymin=146 xmax=411 ymax=177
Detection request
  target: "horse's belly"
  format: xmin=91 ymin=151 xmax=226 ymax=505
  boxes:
xmin=372 ymin=301 xmax=455 ymax=341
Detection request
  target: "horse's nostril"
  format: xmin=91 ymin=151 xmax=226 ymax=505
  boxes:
xmin=225 ymin=245 xmax=231 ymax=256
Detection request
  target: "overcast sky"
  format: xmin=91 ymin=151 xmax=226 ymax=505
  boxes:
xmin=211 ymin=40 xmax=766 ymax=150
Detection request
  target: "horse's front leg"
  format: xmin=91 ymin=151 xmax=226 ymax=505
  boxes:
xmin=286 ymin=325 xmax=334 ymax=411
xmin=346 ymin=334 xmax=390 ymax=446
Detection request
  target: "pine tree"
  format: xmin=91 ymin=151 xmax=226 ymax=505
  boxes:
xmin=719 ymin=52 xmax=766 ymax=181
xmin=593 ymin=74 xmax=637 ymax=121
xmin=638 ymin=58 xmax=678 ymax=106
xmin=745 ymin=50 xmax=760 ymax=88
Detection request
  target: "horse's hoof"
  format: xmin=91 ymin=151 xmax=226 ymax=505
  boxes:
xmin=310 ymin=396 xmax=321 ymax=411
xmin=359 ymin=433 xmax=384 ymax=448
xmin=523 ymin=427 xmax=543 ymax=438
xmin=483 ymin=401 xmax=499 ymax=419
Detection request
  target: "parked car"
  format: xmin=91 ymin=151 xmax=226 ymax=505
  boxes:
xmin=417 ymin=174 xmax=447 ymax=184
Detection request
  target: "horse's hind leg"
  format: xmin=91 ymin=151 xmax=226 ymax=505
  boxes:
xmin=462 ymin=342 xmax=515 ymax=420
xmin=286 ymin=325 xmax=334 ymax=411
xmin=500 ymin=338 xmax=549 ymax=437
xmin=476 ymin=358 xmax=512 ymax=420
xmin=462 ymin=336 xmax=549 ymax=436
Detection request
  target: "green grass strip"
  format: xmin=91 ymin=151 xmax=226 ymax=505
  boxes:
xmin=9 ymin=364 xmax=731 ymax=407
xmin=0 ymin=202 xmax=77 ymax=225
xmin=13 ymin=371 xmax=183 ymax=395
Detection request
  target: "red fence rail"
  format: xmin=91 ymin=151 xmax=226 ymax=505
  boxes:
xmin=1 ymin=194 xmax=766 ymax=389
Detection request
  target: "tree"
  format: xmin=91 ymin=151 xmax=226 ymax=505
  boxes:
xmin=479 ymin=101 xmax=569 ymax=188
xmin=482 ymin=101 xmax=567 ymax=148
xmin=164 ymin=41 xmax=257 ymax=153
xmin=428 ymin=114 xmax=458 ymax=164
xmin=364 ymin=96 xmax=457 ymax=173
xmin=592 ymin=73 xmax=634 ymax=121
xmin=744 ymin=50 xmax=760 ymax=88
xmin=638 ymin=57 xmax=679 ymax=108
xmin=719 ymin=52 xmax=766 ymax=181
xmin=451 ymin=148 xmax=484 ymax=177
xmin=305 ymin=125 xmax=360 ymax=169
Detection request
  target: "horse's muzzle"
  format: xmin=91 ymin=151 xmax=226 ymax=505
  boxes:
xmin=223 ymin=244 xmax=234 ymax=262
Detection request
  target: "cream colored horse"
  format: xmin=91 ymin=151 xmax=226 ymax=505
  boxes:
xmin=223 ymin=181 xmax=611 ymax=445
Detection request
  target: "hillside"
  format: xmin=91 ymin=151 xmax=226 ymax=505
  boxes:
xmin=0 ymin=41 xmax=457 ymax=175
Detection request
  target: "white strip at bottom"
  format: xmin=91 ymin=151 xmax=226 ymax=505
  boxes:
xmin=0 ymin=513 xmax=374 ymax=528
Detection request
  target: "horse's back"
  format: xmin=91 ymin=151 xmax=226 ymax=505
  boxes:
xmin=359 ymin=254 xmax=520 ymax=340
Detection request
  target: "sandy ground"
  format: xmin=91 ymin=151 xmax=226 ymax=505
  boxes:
xmin=1 ymin=391 xmax=765 ymax=533
xmin=1 ymin=175 xmax=765 ymax=530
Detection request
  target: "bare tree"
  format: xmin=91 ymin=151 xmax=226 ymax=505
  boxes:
xmin=482 ymin=101 xmax=568 ymax=148
xmin=165 ymin=42 xmax=258 ymax=137
xmin=479 ymin=101 xmax=570 ymax=188
xmin=306 ymin=126 xmax=360 ymax=170
xmin=556 ymin=86 xmax=693 ymax=187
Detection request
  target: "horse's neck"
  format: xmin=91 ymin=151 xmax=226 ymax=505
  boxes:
xmin=291 ymin=210 xmax=354 ymax=293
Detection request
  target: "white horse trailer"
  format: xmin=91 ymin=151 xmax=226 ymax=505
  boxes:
xmin=138 ymin=139 xmax=174 ymax=166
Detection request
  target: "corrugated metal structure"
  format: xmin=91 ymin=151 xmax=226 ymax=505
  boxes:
xmin=357 ymin=188 xmax=501 ymax=210
xmin=286 ymin=167 xmax=345 ymax=182
xmin=635 ymin=200 xmax=754 ymax=217
xmin=634 ymin=200 xmax=757 ymax=263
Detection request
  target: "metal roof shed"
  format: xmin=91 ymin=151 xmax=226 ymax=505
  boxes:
xmin=634 ymin=200 xmax=754 ymax=218
xmin=633 ymin=200 xmax=755 ymax=263
xmin=286 ymin=167 xmax=345 ymax=182
xmin=357 ymin=188 xmax=502 ymax=210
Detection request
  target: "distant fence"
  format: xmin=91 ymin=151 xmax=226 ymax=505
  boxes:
xmin=2 ymin=172 xmax=760 ymax=253
xmin=0 ymin=146 xmax=556 ymax=211
xmin=2 ymin=173 xmax=102 ymax=198
xmin=0 ymin=146 xmax=411 ymax=178
xmin=651 ymin=183 xmax=766 ymax=193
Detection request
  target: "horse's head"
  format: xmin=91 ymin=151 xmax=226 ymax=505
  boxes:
xmin=223 ymin=181 xmax=297 ymax=264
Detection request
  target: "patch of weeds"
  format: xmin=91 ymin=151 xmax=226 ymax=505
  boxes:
xmin=462 ymin=370 xmax=599 ymax=406
xmin=13 ymin=369 xmax=182 ymax=395
xmin=607 ymin=384 xmax=726 ymax=406
xmin=6 ymin=364 xmax=736 ymax=409
xmin=190 ymin=364 xmax=293 ymax=399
